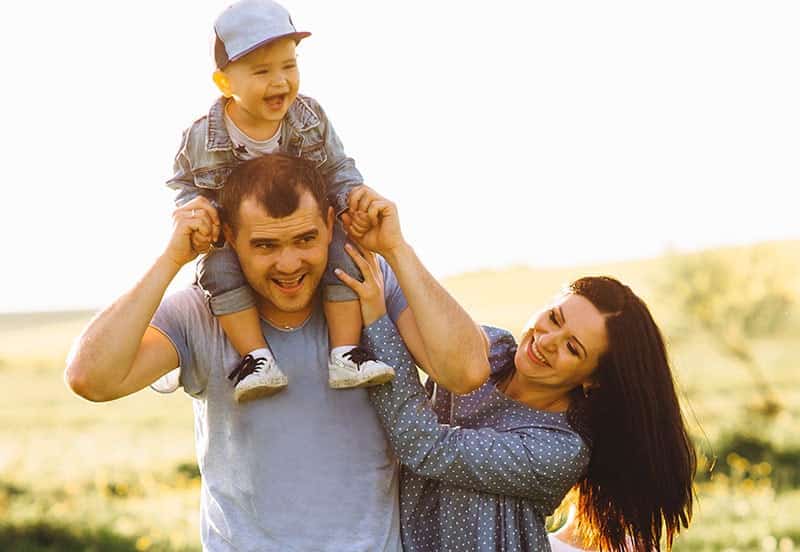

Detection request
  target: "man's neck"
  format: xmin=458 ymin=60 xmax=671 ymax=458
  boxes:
xmin=226 ymin=100 xmax=281 ymax=142
xmin=258 ymin=302 xmax=313 ymax=330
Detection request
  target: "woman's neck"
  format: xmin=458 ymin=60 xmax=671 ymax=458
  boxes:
xmin=501 ymin=370 xmax=572 ymax=413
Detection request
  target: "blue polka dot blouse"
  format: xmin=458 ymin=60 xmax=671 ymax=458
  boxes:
xmin=365 ymin=316 xmax=590 ymax=552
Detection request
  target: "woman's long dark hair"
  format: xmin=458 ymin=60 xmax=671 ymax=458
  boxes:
xmin=565 ymin=276 xmax=696 ymax=551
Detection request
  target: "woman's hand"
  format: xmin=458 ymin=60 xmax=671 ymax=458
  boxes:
xmin=334 ymin=243 xmax=387 ymax=327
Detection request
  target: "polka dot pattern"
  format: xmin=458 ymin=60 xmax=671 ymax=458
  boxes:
xmin=365 ymin=318 xmax=590 ymax=552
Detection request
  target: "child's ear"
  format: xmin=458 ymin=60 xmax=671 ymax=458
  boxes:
xmin=213 ymin=71 xmax=232 ymax=97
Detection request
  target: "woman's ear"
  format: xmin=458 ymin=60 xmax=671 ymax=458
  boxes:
xmin=582 ymin=380 xmax=600 ymax=398
xmin=213 ymin=71 xmax=232 ymax=97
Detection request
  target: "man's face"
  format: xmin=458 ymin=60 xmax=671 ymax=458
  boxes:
xmin=222 ymin=37 xmax=300 ymax=136
xmin=226 ymin=191 xmax=333 ymax=323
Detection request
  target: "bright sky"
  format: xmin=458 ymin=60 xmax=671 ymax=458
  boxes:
xmin=1 ymin=1 xmax=798 ymax=312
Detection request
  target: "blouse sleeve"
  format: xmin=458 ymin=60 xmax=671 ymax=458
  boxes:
xmin=366 ymin=315 xmax=589 ymax=503
xmin=483 ymin=325 xmax=517 ymax=376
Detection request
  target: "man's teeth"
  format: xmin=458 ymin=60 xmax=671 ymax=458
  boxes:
xmin=275 ymin=276 xmax=302 ymax=287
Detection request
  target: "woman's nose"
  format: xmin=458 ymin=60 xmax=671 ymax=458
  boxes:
xmin=538 ymin=330 xmax=558 ymax=352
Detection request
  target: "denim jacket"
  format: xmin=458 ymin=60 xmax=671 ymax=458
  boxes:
xmin=167 ymin=94 xmax=362 ymax=214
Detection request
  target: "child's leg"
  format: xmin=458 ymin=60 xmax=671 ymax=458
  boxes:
xmin=324 ymin=220 xmax=395 ymax=388
xmin=198 ymin=245 xmax=288 ymax=401
xmin=218 ymin=307 xmax=270 ymax=358
xmin=324 ymin=299 xmax=363 ymax=353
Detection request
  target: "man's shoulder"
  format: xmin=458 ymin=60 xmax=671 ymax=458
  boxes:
xmin=156 ymin=286 xmax=214 ymax=329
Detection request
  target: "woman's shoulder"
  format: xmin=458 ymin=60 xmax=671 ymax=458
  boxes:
xmin=481 ymin=325 xmax=517 ymax=377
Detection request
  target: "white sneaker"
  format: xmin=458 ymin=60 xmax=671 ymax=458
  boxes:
xmin=228 ymin=354 xmax=288 ymax=403
xmin=328 ymin=347 xmax=395 ymax=389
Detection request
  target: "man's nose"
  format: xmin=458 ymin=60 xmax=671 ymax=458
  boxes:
xmin=275 ymin=248 xmax=302 ymax=273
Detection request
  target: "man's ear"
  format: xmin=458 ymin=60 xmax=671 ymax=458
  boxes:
xmin=213 ymin=70 xmax=233 ymax=97
xmin=223 ymin=224 xmax=236 ymax=248
xmin=326 ymin=206 xmax=335 ymax=244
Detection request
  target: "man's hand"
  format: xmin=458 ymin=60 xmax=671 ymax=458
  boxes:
xmin=164 ymin=197 xmax=221 ymax=268
xmin=343 ymin=186 xmax=405 ymax=257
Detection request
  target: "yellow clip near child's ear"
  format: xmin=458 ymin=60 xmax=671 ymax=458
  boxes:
xmin=213 ymin=71 xmax=232 ymax=97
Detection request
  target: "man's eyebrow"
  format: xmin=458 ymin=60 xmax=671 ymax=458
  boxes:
xmin=249 ymin=237 xmax=279 ymax=246
xmin=558 ymin=306 xmax=587 ymax=358
xmin=294 ymin=229 xmax=318 ymax=240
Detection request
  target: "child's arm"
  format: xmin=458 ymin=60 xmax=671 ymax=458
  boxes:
xmin=300 ymin=96 xmax=363 ymax=216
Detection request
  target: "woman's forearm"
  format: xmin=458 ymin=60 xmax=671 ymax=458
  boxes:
xmin=384 ymin=242 xmax=489 ymax=393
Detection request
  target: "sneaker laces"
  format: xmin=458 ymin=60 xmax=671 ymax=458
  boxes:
xmin=228 ymin=354 xmax=268 ymax=385
xmin=343 ymin=347 xmax=378 ymax=370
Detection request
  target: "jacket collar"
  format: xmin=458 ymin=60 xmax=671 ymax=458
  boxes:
xmin=205 ymin=95 xmax=322 ymax=151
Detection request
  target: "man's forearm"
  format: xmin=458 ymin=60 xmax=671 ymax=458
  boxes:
xmin=65 ymin=254 xmax=181 ymax=401
xmin=384 ymin=243 xmax=489 ymax=393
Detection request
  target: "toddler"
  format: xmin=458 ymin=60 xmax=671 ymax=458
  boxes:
xmin=158 ymin=0 xmax=394 ymax=402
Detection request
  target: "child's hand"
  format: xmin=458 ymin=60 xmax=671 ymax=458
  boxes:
xmin=344 ymin=186 xmax=405 ymax=257
xmin=334 ymin=243 xmax=387 ymax=327
xmin=185 ymin=198 xmax=220 ymax=254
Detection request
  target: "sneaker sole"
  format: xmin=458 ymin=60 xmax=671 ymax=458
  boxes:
xmin=235 ymin=382 xmax=288 ymax=403
xmin=329 ymin=372 xmax=395 ymax=389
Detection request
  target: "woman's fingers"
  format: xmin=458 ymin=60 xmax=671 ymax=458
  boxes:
xmin=334 ymin=266 xmax=364 ymax=296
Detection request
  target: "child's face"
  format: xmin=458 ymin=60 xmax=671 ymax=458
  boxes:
xmin=222 ymin=37 xmax=300 ymax=133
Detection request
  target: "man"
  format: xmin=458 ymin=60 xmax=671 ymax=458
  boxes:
xmin=65 ymin=153 xmax=487 ymax=551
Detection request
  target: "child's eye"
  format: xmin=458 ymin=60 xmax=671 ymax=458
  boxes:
xmin=254 ymin=69 xmax=268 ymax=75
xmin=549 ymin=310 xmax=559 ymax=325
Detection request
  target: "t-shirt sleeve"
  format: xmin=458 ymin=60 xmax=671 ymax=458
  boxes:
xmin=149 ymin=288 xmax=209 ymax=397
xmin=378 ymin=256 xmax=408 ymax=323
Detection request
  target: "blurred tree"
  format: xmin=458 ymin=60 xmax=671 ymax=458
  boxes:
xmin=659 ymin=245 xmax=795 ymax=416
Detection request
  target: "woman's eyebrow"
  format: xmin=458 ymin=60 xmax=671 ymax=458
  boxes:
xmin=558 ymin=306 xmax=587 ymax=358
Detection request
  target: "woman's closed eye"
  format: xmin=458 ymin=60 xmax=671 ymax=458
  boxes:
xmin=550 ymin=309 xmax=580 ymax=357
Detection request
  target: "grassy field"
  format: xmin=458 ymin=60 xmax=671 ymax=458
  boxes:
xmin=1 ymin=240 xmax=798 ymax=551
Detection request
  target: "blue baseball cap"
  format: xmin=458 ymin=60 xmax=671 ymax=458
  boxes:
xmin=214 ymin=0 xmax=311 ymax=69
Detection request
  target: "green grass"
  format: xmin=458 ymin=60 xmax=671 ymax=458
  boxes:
xmin=1 ymin=240 xmax=799 ymax=550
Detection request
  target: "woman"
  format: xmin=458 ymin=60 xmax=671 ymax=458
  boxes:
xmin=337 ymin=190 xmax=696 ymax=551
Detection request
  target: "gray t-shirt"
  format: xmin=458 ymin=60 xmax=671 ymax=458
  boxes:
xmin=151 ymin=259 xmax=407 ymax=552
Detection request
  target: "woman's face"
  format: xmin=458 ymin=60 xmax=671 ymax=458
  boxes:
xmin=514 ymin=293 xmax=609 ymax=392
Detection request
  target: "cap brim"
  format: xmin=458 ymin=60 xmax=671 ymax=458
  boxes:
xmin=227 ymin=31 xmax=312 ymax=65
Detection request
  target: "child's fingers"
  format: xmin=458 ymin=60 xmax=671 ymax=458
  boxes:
xmin=191 ymin=235 xmax=211 ymax=254
xmin=348 ymin=186 xmax=368 ymax=214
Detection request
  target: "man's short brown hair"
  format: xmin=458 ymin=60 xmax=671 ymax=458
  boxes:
xmin=219 ymin=153 xmax=329 ymax=234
